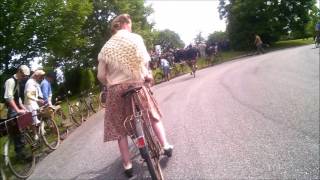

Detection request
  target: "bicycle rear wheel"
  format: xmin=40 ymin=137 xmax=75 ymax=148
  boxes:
xmin=5 ymin=134 xmax=35 ymax=179
xmin=89 ymin=95 xmax=100 ymax=113
xmin=142 ymin=122 xmax=164 ymax=180
xmin=41 ymin=118 xmax=60 ymax=150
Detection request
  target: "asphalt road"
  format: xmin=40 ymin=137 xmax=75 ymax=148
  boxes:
xmin=29 ymin=45 xmax=319 ymax=180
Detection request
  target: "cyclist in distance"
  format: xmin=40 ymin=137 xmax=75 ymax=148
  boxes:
xmin=185 ymin=44 xmax=199 ymax=75
xmin=97 ymin=14 xmax=173 ymax=178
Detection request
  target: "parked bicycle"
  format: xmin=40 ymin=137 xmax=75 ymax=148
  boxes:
xmin=122 ymin=86 xmax=163 ymax=180
xmin=58 ymin=91 xmax=84 ymax=126
xmin=77 ymin=91 xmax=100 ymax=120
xmin=99 ymin=86 xmax=107 ymax=108
xmin=0 ymin=107 xmax=60 ymax=179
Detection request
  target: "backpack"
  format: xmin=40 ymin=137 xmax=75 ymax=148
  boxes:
xmin=0 ymin=76 xmax=18 ymax=120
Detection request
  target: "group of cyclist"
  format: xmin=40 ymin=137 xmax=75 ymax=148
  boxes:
xmin=150 ymin=42 xmax=222 ymax=81
xmin=2 ymin=66 xmax=56 ymax=159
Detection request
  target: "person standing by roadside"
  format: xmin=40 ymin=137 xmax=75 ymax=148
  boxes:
xmin=24 ymin=69 xmax=46 ymax=140
xmin=97 ymin=14 xmax=173 ymax=178
xmin=254 ymin=34 xmax=265 ymax=54
xmin=40 ymin=72 xmax=56 ymax=106
xmin=160 ymin=55 xmax=171 ymax=81
xmin=3 ymin=65 xmax=30 ymax=157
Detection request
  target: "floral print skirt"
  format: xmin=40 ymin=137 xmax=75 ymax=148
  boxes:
xmin=103 ymin=83 xmax=162 ymax=142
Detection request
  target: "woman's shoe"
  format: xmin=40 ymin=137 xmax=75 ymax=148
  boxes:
xmin=124 ymin=167 xmax=133 ymax=178
xmin=163 ymin=145 xmax=174 ymax=157
xmin=123 ymin=163 xmax=133 ymax=178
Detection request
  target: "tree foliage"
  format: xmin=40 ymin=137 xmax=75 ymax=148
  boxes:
xmin=218 ymin=0 xmax=317 ymax=50
xmin=0 ymin=0 xmax=154 ymax=75
xmin=153 ymin=29 xmax=185 ymax=51
xmin=194 ymin=32 xmax=206 ymax=45
xmin=78 ymin=0 xmax=154 ymax=71
xmin=0 ymin=0 xmax=92 ymax=73
xmin=207 ymin=31 xmax=228 ymax=45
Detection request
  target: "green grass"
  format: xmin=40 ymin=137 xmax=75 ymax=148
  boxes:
xmin=272 ymin=38 xmax=314 ymax=49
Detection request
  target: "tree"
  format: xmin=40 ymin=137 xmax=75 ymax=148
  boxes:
xmin=77 ymin=0 xmax=155 ymax=71
xmin=0 ymin=0 xmax=92 ymax=73
xmin=218 ymin=0 xmax=317 ymax=50
xmin=153 ymin=29 xmax=185 ymax=52
xmin=207 ymin=31 xmax=228 ymax=45
xmin=194 ymin=32 xmax=205 ymax=45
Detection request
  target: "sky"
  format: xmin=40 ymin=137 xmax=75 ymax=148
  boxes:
xmin=145 ymin=0 xmax=226 ymax=46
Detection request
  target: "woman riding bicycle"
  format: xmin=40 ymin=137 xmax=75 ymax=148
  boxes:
xmin=97 ymin=14 xmax=173 ymax=178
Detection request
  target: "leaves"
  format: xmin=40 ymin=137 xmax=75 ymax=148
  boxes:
xmin=218 ymin=0 xmax=317 ymax=50
xmin=153 ymin=29 xmax=185 ymax=51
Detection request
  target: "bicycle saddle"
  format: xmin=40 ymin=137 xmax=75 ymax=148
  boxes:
xmin=121 ymin=86 xmax=142 ymax=98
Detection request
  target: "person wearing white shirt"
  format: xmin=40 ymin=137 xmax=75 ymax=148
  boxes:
xmin=160 ymin=57 xmax=171 ymax=81
xmin=24 ymin=70 xmax=45 ymax=125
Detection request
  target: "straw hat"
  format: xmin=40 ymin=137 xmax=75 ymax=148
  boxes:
xmin=19 ymin=65 xmax=30 ymax=76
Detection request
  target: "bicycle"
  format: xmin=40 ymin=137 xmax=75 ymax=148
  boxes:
xmin=59 ymin=91 xmax=84 ymax=126
xmin=99 ymin=86 xmax=107 ymax=108
xmin=122 ymin=86 xmax=164 ymax=180
xmin=0 ymin=108 xmax=60 ymax=179
xmin=186 ymin=60 xmax=196 ymax=78
xmin=77 ymin=92 xmax=91 ymax=120
xmin=87 ymin=91 xmax=100 ymax=113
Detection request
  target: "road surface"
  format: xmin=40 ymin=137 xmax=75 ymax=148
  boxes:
xmin=29 ymin=45 xmax=319 ymax=179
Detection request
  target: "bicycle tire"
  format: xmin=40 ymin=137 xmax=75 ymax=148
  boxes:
xmin=99 ymin=92 xmax=107 ymax=108
xmin=143 ymin=121 xmax=164 ymax=180
xmin=89 ymin=95 xmax=100 ymax=113
xmin=154 ymin=72 xmax=163 ymax=84
xmin=6 ymin=134 xmax=36 ymax=179
xmin=54 ymin=109 xmax=66 ymax=127
xmin=78 ymin=100 xmax=90 ymax=119
xmin=70 ymin=105 xmax=83 ymax=126
xmin=192 ymin=65 xmax=196 ymax=78
xmin=41 ymin=118 xmax=60 ymax=150
xmin=0 ymin=167 xmax=6 ymax=180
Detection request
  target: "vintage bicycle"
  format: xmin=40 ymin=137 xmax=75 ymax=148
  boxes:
xmin=122 ymin=86 xmax=164 ymax=180
xmin=0 ymin=108 xmax=60 ymax=179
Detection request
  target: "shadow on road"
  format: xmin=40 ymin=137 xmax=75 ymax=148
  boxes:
xmin=71 ymin=143 xmax=170 ymax=180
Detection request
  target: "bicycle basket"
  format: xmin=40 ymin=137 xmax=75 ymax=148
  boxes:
xmin=0 ymin=112 xmax=33 ymax=136
xmin=16 ymin=112 xmax=33 ymax=131
xmin=39 ymin=106 xmax=54 ymax=119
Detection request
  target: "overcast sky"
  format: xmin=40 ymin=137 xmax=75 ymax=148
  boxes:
xmin=145 ymin=0 xmax=226 ymax=45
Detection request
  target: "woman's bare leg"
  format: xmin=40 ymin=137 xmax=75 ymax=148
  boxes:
xmin=151 ymin=119 xmax=170 ymax=148
xmin=118 ymin=136 xmax=131 ymax=168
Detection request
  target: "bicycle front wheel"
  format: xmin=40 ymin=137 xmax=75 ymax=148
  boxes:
xmin=70 ymin=105 xmax=83 ymax=126
xmin=41 ymin=118 xmax=60 ymax=150
xmin=99 ymin=92 xmax=107 ymax=108
xmin=5 ymin=134 xmax=36 ymax=179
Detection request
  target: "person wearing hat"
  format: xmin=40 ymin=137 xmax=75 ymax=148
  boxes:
xmin=24 ymin=69 xmax=45 ymax=126
xmin=3 ymin=64 xmax=31 ymax=157
xmin=4 ymin=65 xmax=30 ymax=117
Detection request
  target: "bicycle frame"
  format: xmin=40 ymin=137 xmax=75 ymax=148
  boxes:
xmin=123 ymin=86 xmax=163 ymax=180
